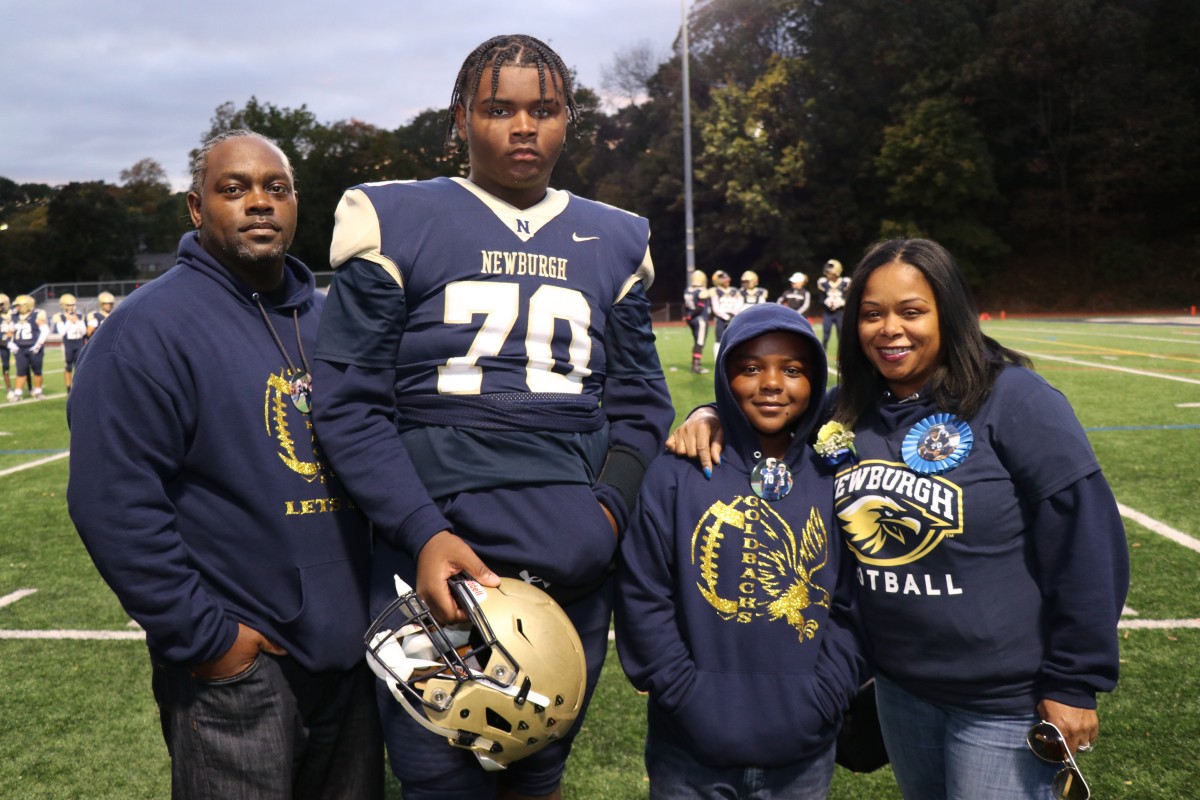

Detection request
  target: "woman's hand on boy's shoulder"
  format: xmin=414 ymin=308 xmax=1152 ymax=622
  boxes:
xmin=664 ymin=406 xmax=723 ymax=478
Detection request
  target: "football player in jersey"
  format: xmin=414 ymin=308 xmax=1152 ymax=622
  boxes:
xmin=9 ymin=294 xmax=49 ymax=400
xmin=85 ymin=291 xmax=115 ymax=341
xmin=683 ymin=270 xmax=711 ymax=373
xmin=0 ymin=293 xmax=12 ymax=401
xmin=817 ymin=259 xmax=850 ymax=350
xmin=777 ymin=271 xmax=812 ymax=316
xmin=52 ymin=293 xmax=88 ymax=394
xmin=312 ymin=34 xmax=674 ymax=800
xmin=710 ymin=269 xmax=743 ymax=359
xmin=740 ymin=270 xmax=769 ymax=306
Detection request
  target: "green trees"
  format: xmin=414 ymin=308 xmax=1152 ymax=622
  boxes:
xmin=2 ymin=0 xmax=1196 ymax=309
xmin=46 ymin=182 xmax=136 ymax=283
xmin=121 ymin=158 xmax=186 ymax=255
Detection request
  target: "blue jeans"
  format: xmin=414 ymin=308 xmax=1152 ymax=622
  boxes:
xmin=645 ymin=723 xmax=836 ymax=800
xmin=152 ymin=653 xmax=383 ymax=800
xmin=875 ymin=674 xmax=1060 ymax=800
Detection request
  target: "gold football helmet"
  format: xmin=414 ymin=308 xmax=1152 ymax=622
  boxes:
xmin=97 ymin=291 xmax=115 ymax=311
xmin=14 ymin=295 xmax=35 ymax=314
xmin=0 ymin=293 xmax=9 ymax=313
xmin=59 ymin=293 xmax=77 ymax=312
xmin=366 ymin=574 xmax=587 ymax=771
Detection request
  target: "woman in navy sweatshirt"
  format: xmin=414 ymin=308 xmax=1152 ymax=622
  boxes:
xmin=669 ymin=239 xmax=1129 ymax=800
xmin=616 ymin=304 xmax=867 ymax=799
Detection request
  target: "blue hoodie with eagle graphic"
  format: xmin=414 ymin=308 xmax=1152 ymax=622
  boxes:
xmin=615 ymin=304 xmax=867 ymax=768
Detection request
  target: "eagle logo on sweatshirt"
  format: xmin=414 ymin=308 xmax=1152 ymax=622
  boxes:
xmin=691 ymin=495 xmax=830 ymax=640
xmin=833 ymin=459 xmax=963 ymax=566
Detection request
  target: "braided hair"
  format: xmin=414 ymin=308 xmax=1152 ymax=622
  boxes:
xmin=190 ymin=129 xmax=293 ymax=195
xmin=445 ymin=34 xmax=579 ymax=150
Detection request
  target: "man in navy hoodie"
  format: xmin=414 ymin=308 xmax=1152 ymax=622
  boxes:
xmin=66 ymin=131 xmax=382 ymax=799
xmin=615 ymin=304 xmax=867 ymax=798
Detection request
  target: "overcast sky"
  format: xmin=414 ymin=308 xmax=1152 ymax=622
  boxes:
xmin=1 ymin=1 xmax=684 ymax=191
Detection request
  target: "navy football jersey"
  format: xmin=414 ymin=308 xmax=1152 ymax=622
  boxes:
xmin=11 ymin=310 xmax=47 ymax=347
xmin=316 ymin=176 xmax=672 ymax=500
xmin=684 ymin=287 xmax=710 ymax=322
xmin=321 ymin=177 xmax=654 ymax=401
xmin=52 ymin=312 xmax=87 ymax=341
xmin=741 ymin=286 xmax=769 ymax=305
xmin=86 ymin=310 xmax=109 ymax=337
xmin=712 ymin=286 xmax=744 ymax=320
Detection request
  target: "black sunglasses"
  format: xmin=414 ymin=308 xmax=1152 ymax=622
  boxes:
xmin=1026 ymin=721 xmax=1090 ymax=800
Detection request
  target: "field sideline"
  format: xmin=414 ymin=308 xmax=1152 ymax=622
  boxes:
xmin=1 ymin=317 xmax=1198 ymax=798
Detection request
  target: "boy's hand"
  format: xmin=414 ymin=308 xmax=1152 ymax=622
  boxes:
xmin=664 ymin=406 xmax=724 ymax=478
xmin=416 ymin=531 xmax=500 ymax=623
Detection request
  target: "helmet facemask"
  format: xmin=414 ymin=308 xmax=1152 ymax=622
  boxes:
xmin=365 ymin=573 xmax=586 ymax=771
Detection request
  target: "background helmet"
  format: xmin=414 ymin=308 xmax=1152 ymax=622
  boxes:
xmin=0 ymin=293 xmax=8 ymax=313
xmin=788 ymin=272 xmax=808 ymax=286
xmin=689 ymin=270 xmax=708 ymax=288
xmin=823 ymin=259 xmax=843 ymax=277
xmin=712 ymin=270 xmax=731 ymax=285
xmin=740 ymin=270 xmax=759 ymax=287
xmin=15 ymin=295 xmax=35 ymax=314
xmin=97 ymin=291 xmax=115 ymax=310
xmin=366 ymin=575 xmax=587 ymax=772
xmin=59 ymin=293 xmax=77 ymax=311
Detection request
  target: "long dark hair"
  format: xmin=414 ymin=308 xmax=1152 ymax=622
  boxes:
xmin=832 ymin=238 xmax=1031 ymax=427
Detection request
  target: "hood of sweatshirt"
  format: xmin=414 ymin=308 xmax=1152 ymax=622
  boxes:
xmin=714 ymin=303 xmax=827 ymax=473
xmin=175 ymin=231 xmax=316 ymax=312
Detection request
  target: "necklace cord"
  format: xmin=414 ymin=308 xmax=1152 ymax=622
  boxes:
xmin=252 ymin=293 xmax=310 ymax=376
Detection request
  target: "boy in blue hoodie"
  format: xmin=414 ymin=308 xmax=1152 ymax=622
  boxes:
xmin=615 ymin=303 xmax=866 ymax=799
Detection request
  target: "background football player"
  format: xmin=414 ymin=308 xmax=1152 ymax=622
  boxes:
xmin=51 ymin=293 xmax=87 ymax=394
xmin=85 ymin=290 xmax=115 ymax=341
xmin=777 ymin=271 xmax=812 ymax=316
xmin=0 ymin=293 xmax=12 ymax=401
xmin=739 ymin=269 xmax=769 ymax=305
xmin=709 ymin=269 xmax=744 ymax=359
xmin=817 ymin=259 xmax=850 ymax=350
xmin=312 ymin=34 xmax=674 ymax=800
xmin=683 ymin=270 xmax=712 ymax=373
xmin=8 ymin=294 xmax=48 ymax=400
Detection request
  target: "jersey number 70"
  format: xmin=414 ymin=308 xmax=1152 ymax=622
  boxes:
xmin=436 ymin=281 xmax=593 ymax=395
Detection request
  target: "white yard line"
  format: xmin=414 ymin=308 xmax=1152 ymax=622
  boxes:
xmin=998 ymin=325 xmax=1200 ymax=346
xmin=0 ymin=391 xmax=67 ymax=409
xmin=0 ymin=450 xmax=69 ymax=476
xmin=1118 ymin=502 xmax=1200 ymax=555
xmin=0 ymin=629 xmax=146 ymax=640
xmin=1022 ymin=351 xmax=1200 ymax=386
xmin=1118 ymin=619 xmax=1200 ymax=630
xmin=0 ymin=588 xmax=38 ymax=608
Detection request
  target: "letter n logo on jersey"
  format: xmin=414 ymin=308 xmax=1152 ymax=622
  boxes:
xmin=516 ymin=219 xmax=531 ymax=235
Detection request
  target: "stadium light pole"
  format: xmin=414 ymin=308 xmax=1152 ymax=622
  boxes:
xmin=681 ymin=0 xmax=696 ymax=291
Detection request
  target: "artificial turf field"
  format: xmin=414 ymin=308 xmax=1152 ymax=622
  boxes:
xmin=1 ymin=316 xmax=1197 ymax=798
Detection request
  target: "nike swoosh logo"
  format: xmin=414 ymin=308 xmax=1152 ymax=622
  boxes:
xmin=572 ymin=233 xmax=600 ymax=242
